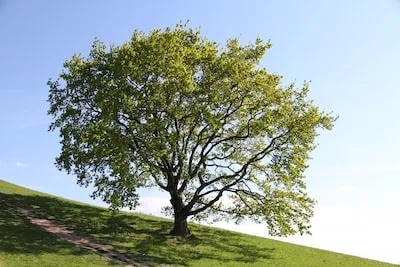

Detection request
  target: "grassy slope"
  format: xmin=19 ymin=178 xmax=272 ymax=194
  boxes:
xmin=0 ymin=179 xmax=396 ymax=267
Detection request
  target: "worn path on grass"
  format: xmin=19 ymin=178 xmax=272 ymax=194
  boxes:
xmin=14 ymin=207 xmax=145 ymax=267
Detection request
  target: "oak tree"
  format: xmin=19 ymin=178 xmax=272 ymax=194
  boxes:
xmin=48 ymin=24 xmax=335 ymax=237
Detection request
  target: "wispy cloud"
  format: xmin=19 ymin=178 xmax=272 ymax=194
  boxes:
xmin=15 ymin=161 xmax=28 ymax=168
xmin=211 ymin=204 xmax=400 ymax=264
xmin=322 ymin=165 xmax=400 ymax=176
xmin=338 ymin=185 xmax=356 ymax=193
xmin=134 ymin=196 xmax=169 ymax=216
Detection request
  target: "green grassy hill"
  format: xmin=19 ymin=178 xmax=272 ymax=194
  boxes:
xmin=0 ymin=179 xmax=396 ymax=267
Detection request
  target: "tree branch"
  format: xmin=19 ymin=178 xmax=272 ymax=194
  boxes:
xmin=184 ymin=128 xmax=292 ymax=214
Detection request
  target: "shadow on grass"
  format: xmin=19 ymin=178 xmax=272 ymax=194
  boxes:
xmin=0 ymin=192 xmax=274 ymax=266
xmin=0 ymin=194 xmax=111 ymax=260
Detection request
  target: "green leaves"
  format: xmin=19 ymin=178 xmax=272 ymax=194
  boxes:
xmin=48 ymin=23 xmax=335 ymax=236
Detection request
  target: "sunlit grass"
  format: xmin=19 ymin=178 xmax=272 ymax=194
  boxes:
xmin=0 ymin=179 xmax=396 ymax=266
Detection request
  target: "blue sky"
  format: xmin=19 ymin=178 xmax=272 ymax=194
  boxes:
xmin=1 ymin=0 xmax=399 ymax=264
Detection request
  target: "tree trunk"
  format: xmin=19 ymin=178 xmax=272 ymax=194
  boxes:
xmin=169 ymin=195 xmax=191 ymax=237
xmin=170 ymin=213 xmax=190 ymax=237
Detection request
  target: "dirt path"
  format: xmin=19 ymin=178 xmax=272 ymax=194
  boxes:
xmin=15 ymin=208 xmax=145 ymax=267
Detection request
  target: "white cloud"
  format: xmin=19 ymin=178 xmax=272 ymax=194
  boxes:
xmin=15 ymin=161 xmax=28 ymax=168
xmin=218 ymin=194 xmax=236 ymax=208
xmin=276 ymin=205 xmax=400 ymax=264
xmin=133 ymin=195 xmax=170 ymax=217
xmin=338 ymin=184 xmax=356 ymax=193
xmin=212 ymin=205 xmax=400 ymax=264
xmin=321 ymin=165 xmax=400 ymax=177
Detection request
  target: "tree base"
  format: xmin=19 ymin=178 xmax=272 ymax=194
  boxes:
xmin=170 ymin=217 xmax=191 ymax=237
xmin=169 ymin=226 xmax=191 ymax=237
xmin=170 ymin=196 xmax=191 ymax=237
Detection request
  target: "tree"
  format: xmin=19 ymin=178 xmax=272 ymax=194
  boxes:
xmin=48 ymin=23 xmax=335 ymax=237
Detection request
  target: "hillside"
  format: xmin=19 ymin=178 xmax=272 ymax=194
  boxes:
xmin=0 ymin=179 xmax=396 ymax=267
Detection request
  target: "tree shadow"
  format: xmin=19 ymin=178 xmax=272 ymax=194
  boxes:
xmin=0 ymin=194 xmax=108 ymax=259
xmin=0 ymin=191 xmax=275 ymax=266
xmin=105 ymin=216 xmax=275 ymax=266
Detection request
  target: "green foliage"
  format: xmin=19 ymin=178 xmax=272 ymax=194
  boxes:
xmin=48 ymin=23 xmax=336 ymax=236
xmin=0 ymin=180 xmax=394 ymax=267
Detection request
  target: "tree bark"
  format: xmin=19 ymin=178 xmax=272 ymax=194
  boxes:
xmin=170 ymin=213 xmax=190 ymax=237
xmin=169 ymin=195 xmax=191 ymax=237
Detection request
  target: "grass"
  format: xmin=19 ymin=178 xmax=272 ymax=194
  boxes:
xmin=0 ymin=179 xmax=397 ymax=267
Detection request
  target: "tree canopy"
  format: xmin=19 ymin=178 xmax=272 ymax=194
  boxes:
xmin=48 ymin=23 xmax=335 ymax=237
